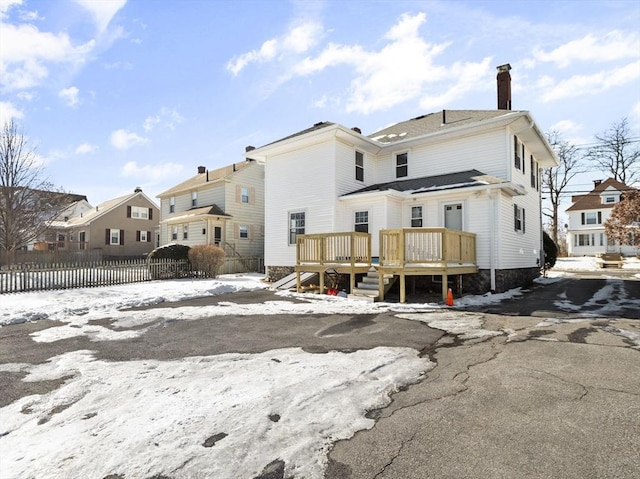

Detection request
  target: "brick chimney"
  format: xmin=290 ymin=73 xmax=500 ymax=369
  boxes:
xmin=197 ymin=166 xmax=206 ymax=174
xmin=496 ymin=64 xmax=512 ymax=110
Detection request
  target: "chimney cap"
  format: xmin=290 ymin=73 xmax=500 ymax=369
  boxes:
xmin=497 ymin=63 xmax=512 ymax=72
xmin=593 ymin=179 xmax=602 ymax=187
xmin=245 ymin=145 xmax=255 ymax=152
xmin=134 ymin=186 xmax=142 ymax=193
xmin=351 ymin=127 xmax=362 ymax=134
xmin=197 ymin=166 xmax=206 ymax=174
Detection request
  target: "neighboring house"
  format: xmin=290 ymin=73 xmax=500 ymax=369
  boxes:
xmin=157 ymin=160 xmax=264 ymax=259
xmin=58 ymin=188 xmax=160 ymax=258
xmin=246 ymin=64 xmax=558 ymax=297
xmin=566 ymin=178 xmax=637 ymax=256
xmin=30 ymin=193 xmax=92 ymax=251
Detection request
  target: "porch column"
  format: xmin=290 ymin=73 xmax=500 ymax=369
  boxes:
xmin=400 ymin=273 xmax=406 ymax=303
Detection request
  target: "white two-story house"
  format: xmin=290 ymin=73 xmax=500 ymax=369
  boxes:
xmin=246 ymin=65 xmax=558 ymax=299
xmin=566 ymin=178 xmax=637 ymax=256
xmin=157 ymin=160 xmax=264 ymax=260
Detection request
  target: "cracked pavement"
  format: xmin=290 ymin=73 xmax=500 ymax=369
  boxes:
xmin=326 ymin=277 xmax=640 ymax=479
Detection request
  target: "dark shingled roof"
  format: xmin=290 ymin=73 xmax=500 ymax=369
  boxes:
xmin=566 ymin=178 xmax=635 ymax=212
xmin=368 ymin=110 xmax=520 ymax=143
xmin=342 ymin=169 xmax=487 ymax=197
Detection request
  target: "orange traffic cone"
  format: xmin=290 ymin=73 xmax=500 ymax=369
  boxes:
xmin=446 ymin=288 xmax=454 ymax=306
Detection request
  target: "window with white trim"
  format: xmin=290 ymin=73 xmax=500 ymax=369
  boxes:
xmin=169 ymin=196 xmax=175 ymax=213
xmin=605 ymin=196 xmax=616 ymax=204
xmin=192 ymin=191 xmax=198 ymax=207
xmin=355 ymin=151 xmax=364 ymax=181
xmin=131 ymin=206 xmax=149 ymax=219
xmin=289 ymin=211 xmax=305 ymax=245
xmin=110 ymin=229 xmax=120 ymax=245
xmin=354 ymin=211 xmax=368 ymax=233
xmin=239 ymin=225 xmax=249 ymax=239
xmin=183 ymin=224 xmax=188 ymax=240
xmin=411 ymin=206 xmax=423 ymax=227
xmin=396 ymin=152 xmax=408 ymax=178
xmin=138 ymin=230 xmax=149 ymax=242
xmin=575 ymin=234 xmax=594 ymax=246
xmin=514 ymin=205 xmax=525 ymax=233
xmin=241 ymin=187 xmax=249 ymax=204
xmin=582 ymin=212 xmax=601 ymax=225
xmin=171 ymin=226 xmax=178 ymax=241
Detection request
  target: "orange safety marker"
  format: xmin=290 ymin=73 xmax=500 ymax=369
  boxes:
xmin=446 ymin=288 xmax=454 ymax=306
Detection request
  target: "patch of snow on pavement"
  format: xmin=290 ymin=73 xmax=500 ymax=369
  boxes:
xmin=0 ymin=347 xmax=433 ymax=479
xmin=396 ymin=312 xmax=503 ymax=340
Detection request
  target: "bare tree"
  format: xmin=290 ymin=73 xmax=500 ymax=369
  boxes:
xmin=604 ymin=189 xmax=640 ymax=252
xmin=0 ymin=120 xmax=69 ymax=264
xmin=542 ymin=130 xmax=584 ymax=244
xmin=585 ymin=118 xmax=640 ymax=185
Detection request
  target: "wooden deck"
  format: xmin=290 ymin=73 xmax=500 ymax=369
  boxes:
xmin=295 ymin=232 xmax=372 ymax=293
xmin=295 ymin=228 xmax=478 ymax=302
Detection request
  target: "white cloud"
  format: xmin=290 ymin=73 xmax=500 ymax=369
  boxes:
xmin=143 ymin=107 xmax=184 ymax=132
xmin=110 ymin=129 xmax=149 ymax=150
xmin=59 ymin=86 xmax=80 ymax=107
xmin=226 ymin=21 xmax=323 ymax=75
xmin=75 ymin=142 xmax=97 ymax=154
xmin=0 ymin=0 xmax=22 ymax=19
xmin=16 ymin=90 xmax=35 ymax=101
xmin=531 ymin=31 xmax=640 ymax=68
xmin=0 ymin=100 xmax=23 ymax=124
xmin=541 ymin=60 xmax=640 ymax=102
xmin=121 ymin=161 xmax=184 ymax=182
xmin=0 ymin=22 xmax=95 ymax=91
xmin=293 ymin=12 xmax=491 ymax=114
xmin=549 ymin=119 xmax=583 ymax=136
xmin=72 ymin=0 xmax=126 ymax=34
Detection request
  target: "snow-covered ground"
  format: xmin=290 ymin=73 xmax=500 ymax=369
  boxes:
xmin=0 ymin=257 xmax=638 ymax=478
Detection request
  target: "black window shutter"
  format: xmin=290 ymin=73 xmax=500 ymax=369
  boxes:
xmin=105 ymin=229 xmax=110 ymax=245
xmin=120 ymin=230 xmax=124 ymax=245
xmin=581 ymin=213 xmax=585 ymax=225
xmin=127 ymin=206 xmax=131 ymax=218
xmin=598 ymin=211 xmax=602 ymax=224
xmin=522 ymin=209 xmax=525 ymax=233
xmin=136 ymin=230 xmax=141 ymax=242
xmin=514 ymin=204 xmax=518 ymax=231
xmin=147 ymin=231 xmax=152 ymax=242
xmin=149 ymin=208 xmax=153 ymax=220
xmin=522 ymin=144 xmax=525 ymax=173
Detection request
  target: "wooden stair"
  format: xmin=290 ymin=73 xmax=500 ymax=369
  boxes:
xmin=348 ymin=267 xmax=396 ymax=302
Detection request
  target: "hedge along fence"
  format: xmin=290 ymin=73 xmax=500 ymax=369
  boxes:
xmin=0 ymin=258 xmax=191 ymax=294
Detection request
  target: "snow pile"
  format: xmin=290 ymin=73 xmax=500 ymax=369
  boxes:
xmin=0 ymin=347 xmax=432 ymax=479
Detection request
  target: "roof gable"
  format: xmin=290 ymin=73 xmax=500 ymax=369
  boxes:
xmin=566 ymin=178 xmax=635 ymax=212
xmin=157 ymin=160 xmax=258 ymax=198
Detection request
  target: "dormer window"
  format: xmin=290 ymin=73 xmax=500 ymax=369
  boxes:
xmin=605 ymin=196 xmax=616 ymax=204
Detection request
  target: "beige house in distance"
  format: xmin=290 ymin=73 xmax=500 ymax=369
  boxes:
xmin=157 ymin=160 xmax=264 ymax=259
xmin=61 ymin=187 xmax=160 ymax=258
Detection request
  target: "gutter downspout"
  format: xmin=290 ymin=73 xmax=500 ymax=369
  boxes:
xmin=488 ymin=188 xmax=496 ymax=292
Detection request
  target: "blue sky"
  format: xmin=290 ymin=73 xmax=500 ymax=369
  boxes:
xmin=1 ymin=0 xmax=639 ymax=210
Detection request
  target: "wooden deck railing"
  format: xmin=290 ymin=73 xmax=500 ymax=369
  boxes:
xmin=380 ymin=228 xmax=476 ymax=267
xmin=296 ymin=232 xmax=371 ymax=266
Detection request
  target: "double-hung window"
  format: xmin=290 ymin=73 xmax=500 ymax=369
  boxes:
xmin=582 ymin=212 xmax=601 ymax=225
xmin=396 ymin=152 xmax=408 ymax=178
xmin=514 ymin=205 xmax=525 ymax=233
xmin=171 ymin=226 xmax=178 ymax=241
xmin=183 ymin=224 xmax=188 ymax=240
xmin=169 ymin=196 xmax=175 ymax=213
xmin=239 ymin=225 xmax=249 ymax=239
xmin=130 ymin=206 xmax=149 ymax=219
xmin=110 ymin=229 xmax=121 ymax=245
xmin=192 ymin=191 xmax=198 ymax=207
xmin=354 ymin=211 xmax=369 ymax=233
xmin=241 ymin=187 xmax=249 ymax=204
xmin=411 ymin=206 xmax=423 ymax=227
xmin=289 ymin=212 xmax=305 ymax=245
xmin=355 ymin=151 xmax=364 ymax=181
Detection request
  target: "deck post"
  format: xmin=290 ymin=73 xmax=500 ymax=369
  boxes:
xmin=350 ymin=272 xmax=355 ymax=294
xmin=319 ymin=271 xmax=324 ymax=294
xmin=400 ymin=273 xmax=406 ymax=303
xmin=442 ymin=272 xmax=448 ymax=302
xmin=378 ymin=267 xmax=385 ymax=301
xmin=296 ymin=271 xmax=301 ymax=293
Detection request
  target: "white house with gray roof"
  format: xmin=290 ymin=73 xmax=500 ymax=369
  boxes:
xmin=247 ymin=65 xmax=558 ymax=296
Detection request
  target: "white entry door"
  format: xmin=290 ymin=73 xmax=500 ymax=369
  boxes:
xmin=444 ymin=203 xmax=463 ymax=230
